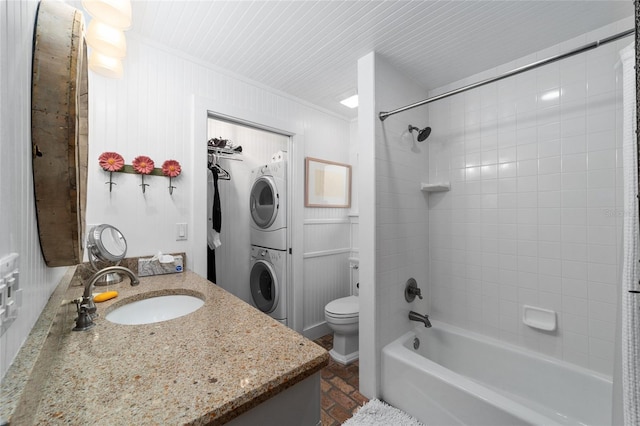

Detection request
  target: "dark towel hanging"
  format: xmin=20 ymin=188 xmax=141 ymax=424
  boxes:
xmin=212 ymin=169 xmax=221 ymax=233
xmin=207 ymin=246 xmax=216 ymax=283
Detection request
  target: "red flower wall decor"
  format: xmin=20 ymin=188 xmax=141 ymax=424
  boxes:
xmin=132 ymin=155 xmax=155 ymax=193
xmin=99 ymin=152 xmax=124 ymax=192
xmin=132 ymin=155 xmax=155 ymax=174
xmin=162 ymin=159 xmax=182 ymax=195
xmin=99 ymin=152 xmax=125 ymax=172
xmin=161 ymin=159 xmax=181 ymax=177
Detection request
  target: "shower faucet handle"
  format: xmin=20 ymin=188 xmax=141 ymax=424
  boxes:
xmin=405 ymin=278 xmax=423 ymax=302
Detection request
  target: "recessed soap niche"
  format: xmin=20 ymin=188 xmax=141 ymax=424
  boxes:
xmin=522 ymin=305 xmax=557 ymax=331
xmin=420 ymin=182 xmax=450 ymax=192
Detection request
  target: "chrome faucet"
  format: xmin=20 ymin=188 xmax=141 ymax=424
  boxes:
xmin=409 ymin=311 xmax=432 ymax=328
xmin=73 ymin=266 xmax=140 ymax=331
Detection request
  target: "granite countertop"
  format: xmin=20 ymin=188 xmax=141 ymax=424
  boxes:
xmin=1 ymin=268 xmax=328 ymax=425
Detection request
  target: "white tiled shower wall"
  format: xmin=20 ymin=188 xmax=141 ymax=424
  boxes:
xmin=358 ymin=52 xmax=432 ymax=396
xmin=425 ymin=19 xmax=632 ymax=376
xmin=374 ymin=56 xmax=431 ymax=349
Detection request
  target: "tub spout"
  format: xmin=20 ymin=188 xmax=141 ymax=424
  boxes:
xmin=409 ymin=311 xmax=432 ymax=328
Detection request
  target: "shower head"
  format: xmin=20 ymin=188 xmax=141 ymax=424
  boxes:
xmin=408 ymin=125 xmax=431 ymax=142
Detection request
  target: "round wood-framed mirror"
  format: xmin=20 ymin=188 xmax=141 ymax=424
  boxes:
xmin=31 ymin=0 xmax=88 ymax=267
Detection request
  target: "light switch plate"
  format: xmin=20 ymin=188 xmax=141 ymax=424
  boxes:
xmin=176 ymin=223 xmax=188 ymax=241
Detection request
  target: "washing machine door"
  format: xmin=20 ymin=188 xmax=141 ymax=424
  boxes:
xmin=250 ymin=176 xmax=279 ymax=229
xmin=250 ymin=259 xmax=278 ymax=313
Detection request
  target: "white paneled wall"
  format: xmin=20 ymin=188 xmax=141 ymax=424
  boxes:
xmin=302 ymin=219 xmax=351 ymax=334
xmin=0 ymin=1 xmax=67 ymax=380
xmin=426 ymin=19 xmax=631 ymax=377
xmin=207 ymin=119 xmax=287 ymax=304
xmin=86 ymin=33 xmax=351 ymax=261
xmin=300 ymin=120 xmax=357 ymax=335
xmin=85 ymin=34 xmax=351 ymax=334
xmin=301 ymin=216 xmax=359 ymax=338
xmin=303 ymin=250 xmax=351 ymax=334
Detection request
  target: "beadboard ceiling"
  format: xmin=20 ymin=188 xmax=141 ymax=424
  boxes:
xmin=84 ymin=1 xmax=635 ymax=119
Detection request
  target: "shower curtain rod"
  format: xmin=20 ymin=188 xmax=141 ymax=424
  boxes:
xmin=379 ymin=28 xmax=635 ymax=122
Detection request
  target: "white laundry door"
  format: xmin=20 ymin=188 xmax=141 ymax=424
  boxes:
xmin=249 ymin=259 xmax=278 ymax=314
xmin=249 ymin=176 xmax=279 ymax=230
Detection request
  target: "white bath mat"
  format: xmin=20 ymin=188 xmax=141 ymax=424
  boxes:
xmin=343 ymin=399 xmax=426 ymax=426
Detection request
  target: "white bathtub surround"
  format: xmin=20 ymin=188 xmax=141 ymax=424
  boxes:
xmin=425 ymin=18 xmax=632 ymax=376
xmin=382 ymin=322 xmax=612 ymax=426
xmin=343 ymin=399 xmax=425 ymax=426
xmin=619 ymin=42 xmax=640 ymax=426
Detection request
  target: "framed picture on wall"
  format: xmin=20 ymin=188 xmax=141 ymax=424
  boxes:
xmin=305 ymin=157 xmax=351 ymax=208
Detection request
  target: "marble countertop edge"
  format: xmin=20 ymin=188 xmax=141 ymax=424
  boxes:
xmin=1 ymin=266 xmax=329 ymax=425
xmin=0 ymin=266 xmax=77 ymax=423
xmin=196 ymin=356 xmax=327 ymax=426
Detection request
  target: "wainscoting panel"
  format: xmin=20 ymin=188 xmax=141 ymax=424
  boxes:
xmin=304 ymin=220 xmax=351 ymax=254
xmin=303 ymin=252 xmax=351 ymax=334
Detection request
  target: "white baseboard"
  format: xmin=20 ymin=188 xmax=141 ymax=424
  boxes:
xmin=303 ymin=322 xmax=332 ymax=341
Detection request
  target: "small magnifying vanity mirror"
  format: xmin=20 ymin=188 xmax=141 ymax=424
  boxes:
xmin=87 ymin=224 xmax=127 ymax=285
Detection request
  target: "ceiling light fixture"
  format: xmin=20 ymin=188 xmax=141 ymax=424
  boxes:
xmin=81 ymin=0 xmax=132 ymax=30
xmin=340 ymin=94 xmax=358 ymax=109
xmin=86 ymin=19 xmax=126 ymax=58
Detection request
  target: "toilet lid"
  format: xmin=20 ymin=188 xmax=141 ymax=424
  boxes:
xmin=325 ymin=296 xmax=359 ymax=317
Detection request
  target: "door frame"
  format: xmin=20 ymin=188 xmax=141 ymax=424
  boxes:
xmin=190 ymin=95 xmax=305 ymax=333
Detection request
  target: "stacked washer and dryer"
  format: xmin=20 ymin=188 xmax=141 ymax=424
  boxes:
xmin=249 ymin=160 xmax=288 ymax=325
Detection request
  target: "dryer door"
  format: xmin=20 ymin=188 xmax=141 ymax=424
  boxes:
xmin=250 ymin=176 xmax=279 ymax=229
xmin=250 ymin=259 xmax=278 ymax=313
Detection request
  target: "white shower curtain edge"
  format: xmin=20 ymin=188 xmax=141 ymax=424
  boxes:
xmin=619 ymin=41 xmax=639 ymax=426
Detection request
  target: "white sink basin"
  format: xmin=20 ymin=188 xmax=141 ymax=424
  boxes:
xmin=106 ymin=294 xmax=204 ymax=325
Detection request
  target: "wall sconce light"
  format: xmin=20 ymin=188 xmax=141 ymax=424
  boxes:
xmin=86 ymin=19 xmax=126 ymax=58
xmin=88 ymin=50 xmax=123 ymax=79
xmin=81 ymin=0 xmax=132 ymax=30
xmin=82 ymin=0 xmax=131 ymax=79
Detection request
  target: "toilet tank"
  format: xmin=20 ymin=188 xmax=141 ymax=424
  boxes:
xmin=350 ymin=258 xmax=359 ymax=296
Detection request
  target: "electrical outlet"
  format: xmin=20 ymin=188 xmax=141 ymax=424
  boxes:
xmin=0 ymin=253 xmax=19 ymax=336
xmin=0 ymin=279 xmax=6 ymax=315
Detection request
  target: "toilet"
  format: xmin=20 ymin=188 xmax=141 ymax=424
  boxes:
xmin=324 ymin=259 xmax=359 ymax=365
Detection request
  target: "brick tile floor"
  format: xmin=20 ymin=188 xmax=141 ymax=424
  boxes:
xmin=313 ymin=334 xmax=368 ymax=426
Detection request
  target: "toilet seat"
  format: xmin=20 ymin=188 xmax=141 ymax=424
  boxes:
xmin=325 ymin=295 xmax=359 ymax=318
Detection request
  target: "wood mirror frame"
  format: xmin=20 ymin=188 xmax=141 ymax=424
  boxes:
xmin=31 ymin=0 xmax=88 ymax=267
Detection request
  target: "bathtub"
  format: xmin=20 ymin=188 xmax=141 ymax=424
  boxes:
xmin=381 ymin=321 xmax=612 ymax=426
